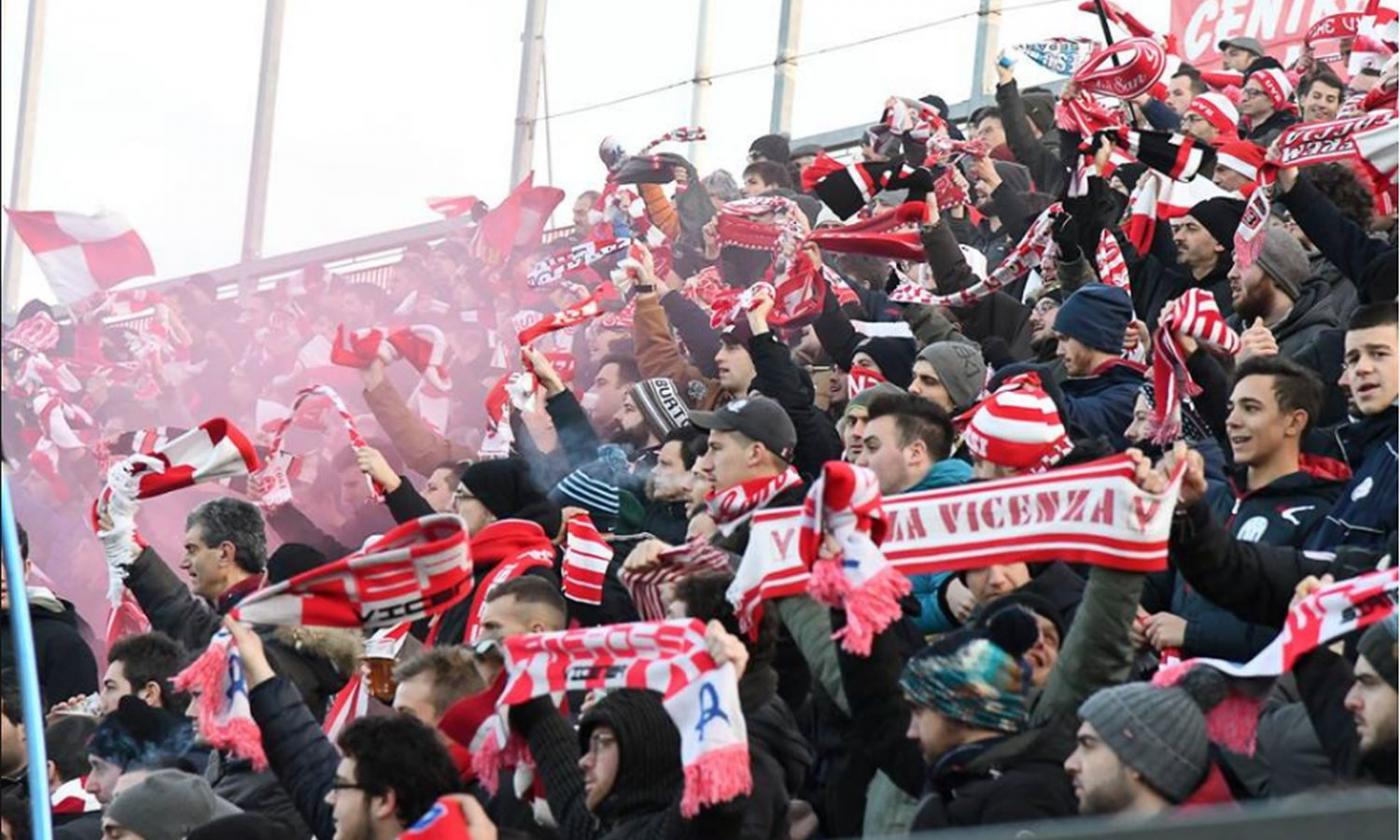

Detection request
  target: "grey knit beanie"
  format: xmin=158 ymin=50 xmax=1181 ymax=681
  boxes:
xmin=1077 ymin=682 xmax=1210 ymax=803
xmin=1253 ymin=226 xmax=1310 ymax=300
xmin=1358 ymin=614 xmax=1398 ymax=691
xmin=917 ymin=341 xmax=987 ymax=413
xmin=105 ymin=769 xmax=239 ymax=840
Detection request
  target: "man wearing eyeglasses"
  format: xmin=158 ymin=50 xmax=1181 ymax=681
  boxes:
xmin=1240 ymin=66 xmax=1301 ymax=146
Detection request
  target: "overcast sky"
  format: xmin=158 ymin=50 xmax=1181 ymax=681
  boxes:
xmin=2 ymin=0 xmax=1179 ymax=305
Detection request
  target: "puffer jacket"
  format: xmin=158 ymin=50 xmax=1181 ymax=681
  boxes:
xmin=910 ymin=727 xmax=1077 ymax=830
xmin=1306 ymin=406 xmax=1398 ymax=553
xmin=905 ymin=459 xmax=975 ymax=635
xmin=1059 ymin=358 xmax=1146 ymax=450
xmin=205 ymin=748 xmax=312 ymax=839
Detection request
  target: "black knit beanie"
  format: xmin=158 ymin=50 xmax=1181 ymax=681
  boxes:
xmin=459 ymin=458 xmax=546 ymax=521
xmin=578 ymin=689 xmax=683 ymax=821
xmin=854 ymin=336 xmax=917 ymax=388
xmin=1186 ymin=197 xmax=1247 ymax=252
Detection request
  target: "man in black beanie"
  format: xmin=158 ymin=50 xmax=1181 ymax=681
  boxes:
xmin=852 ymin=336 xmax=917 ymax=389
xmin=748 ymin=134 xmax=790 ymax=165
xmin=1129 ymin=196 xmax=1245 ymax=331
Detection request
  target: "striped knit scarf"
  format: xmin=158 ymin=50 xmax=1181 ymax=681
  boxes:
xmin=472 ymin=619 xmax=751 ymax=817
xmin=918 ymin=204 xmax=1061 ymax=308
xmin=707 ymin=466 xmax=803 ymax=537
xmin=621 ymin=538 xmax=735 ymax=621
xmin=262 ymin=384 xmax=379 ymax=506
xmin=561 ymin=513 xmax=612 ymax=605
xmin=175 ymin=514 xmax=472 ymax=770
xmin=1151 ymin=290 xmax=1241 ymax=444
xmin=727 ymin=454 xmax=1185 ymax=646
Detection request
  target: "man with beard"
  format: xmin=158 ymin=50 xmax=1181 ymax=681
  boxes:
xmin=611 ymin=377 xmax=690 ymax=461
xmin=1228 ymin=227 xmax=1338 ymax=361
xmin=1064 ymin=670 xmax=1227 ymax=817
xmin=1128 ymin=196 xmax=1245 ymax=331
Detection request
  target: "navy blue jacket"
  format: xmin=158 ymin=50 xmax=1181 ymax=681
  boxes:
xmin=1306 ymin=406 xmax=1398 ymax=553
xmin=1059 ymin=360 xmax=1146 ymax=450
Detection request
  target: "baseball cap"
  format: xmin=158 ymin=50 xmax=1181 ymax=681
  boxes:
xmin=1217 ymin=36 xmax=1265 ymax=56
xmin=688 ymin=395 xmax=797 ymax=463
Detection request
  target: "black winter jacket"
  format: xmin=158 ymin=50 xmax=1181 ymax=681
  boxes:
xmin=0 ymin=591 xmax=97 ymax=710
xmin=748 ymin=330 xmax=843 ymax=483
xmin=247 ymin=675 xmax=339 ymax=840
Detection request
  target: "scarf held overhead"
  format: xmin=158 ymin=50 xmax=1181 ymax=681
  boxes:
xmin=175 ymin=514 xmax=473 ymax=769
xmin=473 ymin=619 xmax=751 ymax=816
xmin=727 ymin=454 xmax=1184 ymax=641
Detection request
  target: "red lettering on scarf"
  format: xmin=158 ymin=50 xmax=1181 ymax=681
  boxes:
xmin=1133 ymin=497 xmax=1162 ymax=530
xmin=1063 ymin=489 xmax=1091 ymax=522
xmin=1090 ymin=490 xmax=1115 ymax=526
xmin=770 ymin=527 xmax=796 ymax=557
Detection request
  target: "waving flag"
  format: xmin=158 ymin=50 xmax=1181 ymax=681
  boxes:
xmin=5 ymin=209 xmax=155 ymax=305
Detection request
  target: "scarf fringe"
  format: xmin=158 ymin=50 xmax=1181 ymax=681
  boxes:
xmin=808 ymin=560 xmax=911 ymax=656
xmin=680 ymin=742 xmax=752 ymax=818
xmin=173 ymin=641 xmax=268 ymax=771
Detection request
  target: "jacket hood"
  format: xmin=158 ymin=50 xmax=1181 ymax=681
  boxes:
xmin=1335 ymin=405 xmax=1398 ymax=469
xmin=578 ymin=689 xmax=682 ymax=823
xmin=270 ymin=626 xmax=362 ymax=678
xmin=911 ymin=459 xmax=974 ymax=492
xmin=1255 ymin=280 xmax=1338 ymax=341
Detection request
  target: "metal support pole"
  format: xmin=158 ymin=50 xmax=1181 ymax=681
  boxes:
xmin=240 ymin=0 xmax=286 ymax=263
xmin=769 ymin=0 xmax=804 ymax=135
xmin=2 ymin=473 xmax=53 ymax=839
xmin=689 ymin=0 xmax=715 ymax=170
xmin=510 ymin=0 xmax=549 ymax=188
xmin=2 ymin=0 xmax=47 ymax=317
xmin=967 ymin=0 xmax=1003 ymax=117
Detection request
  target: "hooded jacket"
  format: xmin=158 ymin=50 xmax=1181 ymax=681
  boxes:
xmin=1227 ymin=280 xmax=1339 ymax=361
xmin=513 ymin=690 xmax=745 ymax=839
xmin=0 ymin=586 xmax=97 ymax=709
xmin=1127 ymin=221 xmax=1235 ymax=332
xmin=426 ymin=519 xmax=558 ymax=647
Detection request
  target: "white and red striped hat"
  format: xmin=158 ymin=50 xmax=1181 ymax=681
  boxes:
xmin=1216 ymin=139 xmax=1268 ymax=181
xmin=1186 ymin=93 xmax=1240 ymax=139
xmin=1248 ymin=67 xmax=1294 ymax=111
xmin=956 ymin=373 xmax=1072 ymax=474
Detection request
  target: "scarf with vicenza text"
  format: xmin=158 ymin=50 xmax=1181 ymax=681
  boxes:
xmin=708 ymin=466 xmax=804 ymax=537
xmin=471 ymin=619 xmax=751 ymax=817
xmin=727 ymin=454 xmax=1185 ymax=649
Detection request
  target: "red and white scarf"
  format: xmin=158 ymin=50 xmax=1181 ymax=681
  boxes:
xmin=919 ymin=204 xmax=1061 ymax=308
xmin=1054 ymin=38 xmax=1166 ymax=137
xmin=639 ymin=125 xmax=707 ymax=154
xmin=561 ymin=513 xmax=612 ymax=605
xmin=261 ymin=384 xmax=378 ymax=506
xmin=1095 ymin=229 xmax=1131 ymax=293
xmin=94 ymin=419 xmax=261 ymax=645
xmin=51 ymin=776 xmax=101 ymax=815
xmin=1236 ymin=109 xmax=1400 ymax=268
xmin=175 ymin=514 xmax=472 ymax=769
xmin=708 ymin=281 xmax=776 ymax=330
xmin=331 ymin=323 xmax=454 ymax=433
xmin=800 ymin=463 xmax=911 ymax=655
xmin=707 ymin=466 xmax=804 ymax=537
xmin=847 ymin=366 xmax=887 ymax=401
xmin=473 ymin=619 xmax=751 ymax=816
xmin=527 ymin=237 xmax=632 ymax=290
xmin=620 ymin=538 xmax=735 ymax=621
xmin=517 ymin=283 xmax=615 ymax=348
xmin=1151 ymin=290 xmax=1241 ymax=444
xmin=1192 ymin=567 xmax=1397 ymax=678
xmin=728 ymin=454 xmax=1185 ymax=640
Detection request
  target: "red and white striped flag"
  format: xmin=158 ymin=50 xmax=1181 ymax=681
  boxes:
xmin=4 ymin=209 xmax=154 ymax=305
xmin=561 ymin=513 xmax=612 ymax=605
